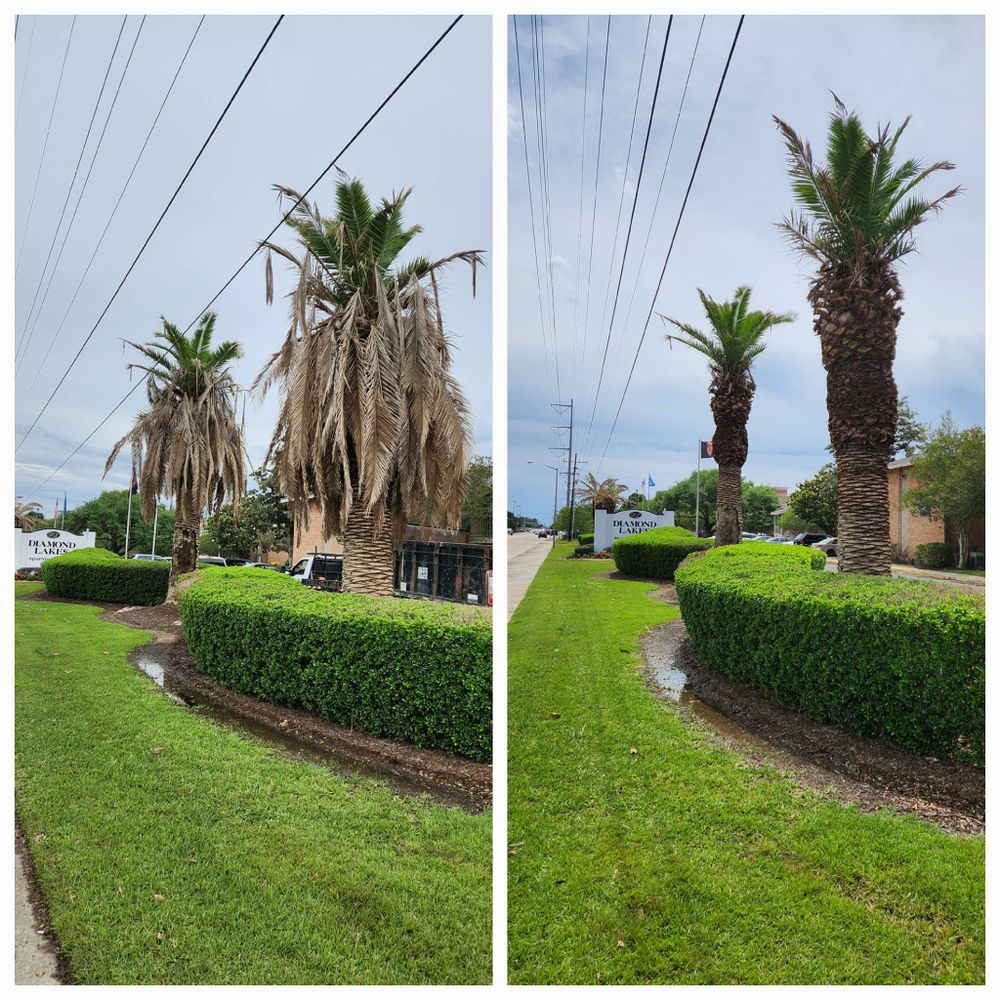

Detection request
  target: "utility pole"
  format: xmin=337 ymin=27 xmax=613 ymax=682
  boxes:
xmin=568 ymin=452 xmax=579 ymax=540
xmin=527 ymin=461 xmax=561 ymax=548
xmin=551 ymin=399 xmax=574 ymax=536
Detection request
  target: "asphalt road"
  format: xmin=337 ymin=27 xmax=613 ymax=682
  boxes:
xmin=507 ymin=531 xmax=553 ymax=621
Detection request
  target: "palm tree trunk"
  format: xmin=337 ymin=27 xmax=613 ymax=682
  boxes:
xmin=833 ymin=443 xmax=892 ymax=573
xmin=342 ymin=496 xmax=395 ymax=596
xmin=167 ymin=511 xmax=200 ymax=602
xmin=715 ymin=462 xmax=743 ymax=546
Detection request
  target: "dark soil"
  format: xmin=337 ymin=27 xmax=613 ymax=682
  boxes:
xmin=642 ymin=617 xmax=984 ymax=836
xmin=22 ymin=589 xmax=491 ymax=812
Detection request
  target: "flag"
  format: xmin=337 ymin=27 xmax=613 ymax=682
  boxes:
xmin=62 ymin=492 xmax=67 ymax=523
xmin=130 ymin=465 xmax=139 ymax=495
xmin=648 ymin=475 xmax=656 ymax=488
xmin=700 ymin=440 xmax=714 ymax=459
xmin=641 ymin=478 xmax=646 ymax=491
xmin=53 ymin=499 xmax=59 ymax=522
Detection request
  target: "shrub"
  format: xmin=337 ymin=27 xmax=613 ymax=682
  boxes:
xmin=675 ymin=542 xmax=984 ymax=764
xmin=578 ymin=532 xmax=594 ymax=547
xmin=180 ymin=568 xmax=492 ymax=761
xmin=573 ymin=544 xmax=594 ymax=558
xmin=914 ymin=542 xmax=954 ymax=569
xmin=611 ymin=525 xmax=712 ymax=580
xmin=41 ymin=548 xmax=169 ymax=605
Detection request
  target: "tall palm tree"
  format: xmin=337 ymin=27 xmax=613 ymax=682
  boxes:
xmin=578 ymin=473 xmax=628 ymax=513
xmin=15 ymin=497 xmax=43 ymax=531
xmin=105 ymin=313 xmax=245 ymax=598
xmin=255 ymin=175 xmax=483 ymax=596
xmin=661 ymin=287 xmax=794 ymax=546
xmin=774 ymin=96 xmax=958 ymax=573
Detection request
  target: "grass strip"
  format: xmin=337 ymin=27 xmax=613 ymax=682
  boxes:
xmin=507 ymin=545 xmax=984 ymax=985
xmin=15 ymin=583 xmax=490 ymax=985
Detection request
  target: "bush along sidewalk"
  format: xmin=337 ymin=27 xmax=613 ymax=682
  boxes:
xmin=41 ymin=547 xmax=169 ymax=605
xmin=611 ymin=525 xmax=712 ymax=580
xmin=675 ymin=543 xmax=985 ymax=764
xmin=180 ymin=568 xmax=492 ymax=761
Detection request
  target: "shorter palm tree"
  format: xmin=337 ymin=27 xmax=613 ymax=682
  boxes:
xmin=578 ymin=473 xmax=628 ymax=513
xmin=661 ymin=287 xmax=794 ymax=546
xmin=15 ymin=497 xmax=43 ymax=531
xmin=105 ymin=313 xmax=246 ymax=598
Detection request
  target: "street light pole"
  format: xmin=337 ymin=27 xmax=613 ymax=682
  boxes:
xmin=527 ymin=460 xmax=560 ymax=548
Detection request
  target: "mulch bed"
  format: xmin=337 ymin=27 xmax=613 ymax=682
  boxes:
xmin=19 ymin=589 xmax=491 ymax=812
xmin=641 ymin=617 xmax=983 ymax=835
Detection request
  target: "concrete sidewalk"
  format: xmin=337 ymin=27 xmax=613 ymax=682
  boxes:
xmin=826 ymin=557 xmax=985 ymax=587
xmin=15 ymin=835 xmax=61 ymax=984
xmin=507 ymin=532 xmax=553 ymax=620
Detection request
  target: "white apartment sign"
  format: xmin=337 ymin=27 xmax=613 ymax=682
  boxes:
xmin=15 ymin=528 xmax=96 ymax=570
xmin=594 ymin=508 xmax=675 ymax=553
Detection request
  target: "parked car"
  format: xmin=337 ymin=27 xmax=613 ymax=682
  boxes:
xmin=507 ymin=527 xmax=514 ymax=535
xmin=793 ymin=532 xmax=828 ymax=548
xmin=131 ymin=553 xmax=170 ymax=561
xmin=248 ymin=562 xmax=283 ymax=571
xmin=537 ymin=529 xmax=549 ymax=538
xmin=289 ymin=553 xmax=343 ymax=587
xmin=196 ymin=555 xmax=227 ymax=567
xmin=812 ymin=536 xmax=838 ymax=556
xmin=741 ymin=532 xmax=768 ymax=541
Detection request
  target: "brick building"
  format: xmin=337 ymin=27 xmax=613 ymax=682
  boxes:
xmin=888 ymin=456 xmax=985 ymax=564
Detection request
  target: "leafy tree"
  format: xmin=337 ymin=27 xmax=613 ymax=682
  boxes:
xmin=554 ymin=504 xmax=594 ymax=536
xmin=777 ymin=509 xmax=822 ymax=535
xmin=652 ymin=470 xmax=719 ymax=535
xmin=775 ymin=97 xmax=957 ymax=572
xmin=904 ymin=414 xmax=985 ymax=567
xmin=626 ymin=492 xmax=646 ymax=507
xmin=256 ymin=175 xmax=481 ymax=595
xmin=64 ymin=490 xmax=174 ymax=556
xmin=788 ymin=464 xmax=838 ymax=536
xmin=661 ymin=286 xmax=793 ymax=545
xmin=742 ymin=482 xmax=780 ymax=534
xmin=461 ymin=456 xmax=492 ymax=541
xmin=105 ymin=312 xmax=245 ymax=598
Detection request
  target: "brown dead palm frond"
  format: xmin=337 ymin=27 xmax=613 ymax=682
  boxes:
xmin=256 ymin=176 xmax=482 ymax=545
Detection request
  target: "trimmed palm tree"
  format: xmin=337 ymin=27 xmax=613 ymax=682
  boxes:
xmin=661 ymin=287 xmax=794 ymax=546
xmin=255 ymin=176 xmax=483 ymax=596
xmin=15 ymin=497 xmax=43 ymax=531
xmin=105 ymin=313 xmax=245 ymax=598
xmin=578 ymin=473 xmax=628 ymax=514
xmin=774 ymin=96 xmax=958 ymax=573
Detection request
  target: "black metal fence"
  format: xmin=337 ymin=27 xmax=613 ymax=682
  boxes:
xmin=303 ymin=541 xmax=492 ymax=605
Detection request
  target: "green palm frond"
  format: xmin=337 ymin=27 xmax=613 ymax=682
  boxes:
xmin=774 ymin=98 xmax=959 ymax=269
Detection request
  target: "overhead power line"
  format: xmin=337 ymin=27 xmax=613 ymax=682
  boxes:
xmin=24 ymin=15 xmax=466 ymax=499
xmin=598 ymin=15 xmax=745 ymax=471
xmin=14 ymin=15 xmax=37 ymax=129
xmin=16 ymin=16 xmax=133 ymax=369
xmin=16 ymin=16 xmax=77 ymax=277
xmin=16 ymin=15 xmax=286 ymax=456
xmin=15 ymin=16 xmax=205 ymax=424
xmin=581 ymin=16 xmax=674 ymax=458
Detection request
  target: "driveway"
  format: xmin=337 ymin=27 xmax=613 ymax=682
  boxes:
xmin=507 ymin=532 xmax=553 ymax=620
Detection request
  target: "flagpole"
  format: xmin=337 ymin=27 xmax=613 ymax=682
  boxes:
xmin=695 ymin=442 xmax=701 ymax=537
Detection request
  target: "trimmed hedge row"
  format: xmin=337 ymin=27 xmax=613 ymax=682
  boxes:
xmin=675 ymin=542 xmax=985 ymax=764
xmin=41 ymin=548 xmax=169 ymax=605
xmin=915 ymin=542 xmax=954 ymax=569
xmin=578 ymin=532 xmax=594 ymax=547
xmin=611 ymin=525 xmax=712 ymax=580
xmin=179 ymin=568 xmax=492 ymax=761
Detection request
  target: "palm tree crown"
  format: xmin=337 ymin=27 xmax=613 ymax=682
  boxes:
xmin=578 ymin=473 xmax=628 ymax=513
xmin=105 ymin=313 xmax=245 ymax=525
xmin=255 ymin=174 xmax=484 ymax=548
xmin=773 ymin=95 xmax=960 ymax=272
xmin=15 ymin=497 xmax=43 ymax=531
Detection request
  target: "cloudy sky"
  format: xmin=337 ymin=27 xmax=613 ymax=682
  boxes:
xmin=14 ymin=14 xmax=491 ymax=508
xmin=508 ymin=14 xmax=985 ymax=523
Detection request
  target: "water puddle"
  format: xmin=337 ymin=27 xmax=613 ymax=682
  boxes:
xmin=133 ymin=645 xmax=478 ymax=811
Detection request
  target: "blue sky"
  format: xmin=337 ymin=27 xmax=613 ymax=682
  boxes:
xmin=14 ymin=14 xmax=491 ymax=508
xmin=508 ymin=14 xmax=985 ymax=522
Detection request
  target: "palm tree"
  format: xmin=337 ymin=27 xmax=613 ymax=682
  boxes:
xmin=15 ymin=497 xmax=43 ymax=531
xmin=105 ymin=313 xmax=245 ymax=598
xmin=255 ymin=175 xmax=483 ymax=596
xmin=661 ymin=287 xmax=794 ymax=546
xmin=578 ymin=473 xmax=628 ymax=514
xmin=773 ymin=96 xmax=958 ymax=573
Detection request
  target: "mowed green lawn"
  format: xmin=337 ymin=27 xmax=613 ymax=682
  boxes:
xmin=14 ymin=584 xmax=490 ymax=985
xmin=507 ymin=546 xmax=984 ymax=985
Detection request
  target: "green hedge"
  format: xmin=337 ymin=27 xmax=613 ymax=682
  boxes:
xmin=179 ymin=568 xmax=492 ymax=761
xmin=915 ymin=542 xmax=954 ymax=569
xmin=675 ymin=542 xmax=985 ymax=764
xmin=41 ymin=548 xmax=169 ymax=605
xmin=578 ymin=532 xmax=594 ymax=547
xmin=573 ymin=544 xmax=594 ymax=558
xmin=611 ymin=525 xmax=712 ymax=580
